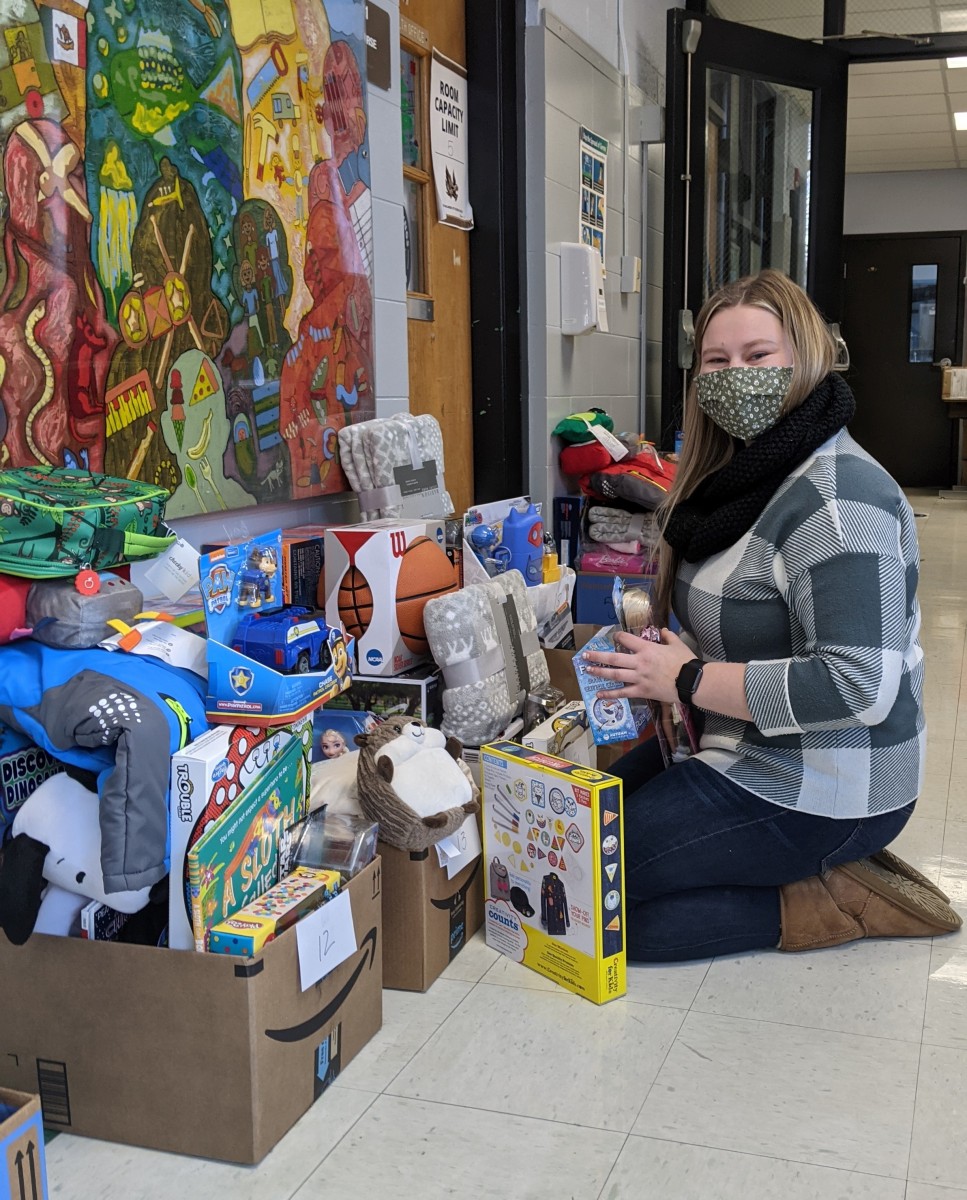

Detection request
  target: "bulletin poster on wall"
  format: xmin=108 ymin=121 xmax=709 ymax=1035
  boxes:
xmin=0 ymin=0 xmax=374 ymax=517
xmin=579 ymin=126 xmax=607 ymax=269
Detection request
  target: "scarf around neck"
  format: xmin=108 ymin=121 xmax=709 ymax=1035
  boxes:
xmin=664 ymin=372 xmax=856 ymax=562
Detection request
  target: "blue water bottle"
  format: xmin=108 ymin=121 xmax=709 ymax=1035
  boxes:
xmin=500 ymin=501 xmax=543 ymax=586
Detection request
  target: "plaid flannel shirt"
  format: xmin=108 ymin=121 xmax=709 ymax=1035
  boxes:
xmin=675 ymin=430 xmax=925 ymax=818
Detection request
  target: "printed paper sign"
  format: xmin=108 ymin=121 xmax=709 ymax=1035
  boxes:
xmin=429 ymin=49 xmax=473 ymax=229
xmin=296 ymin=891 xmax=357 ymax=990
xmin=579 ymin=126 xmax=608 ymax=269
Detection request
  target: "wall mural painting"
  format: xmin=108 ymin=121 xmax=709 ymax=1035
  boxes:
xmin=0 ymin=0 xmax=373 ymax=513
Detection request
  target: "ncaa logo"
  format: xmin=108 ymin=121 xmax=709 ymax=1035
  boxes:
xmin=366 ymin=648 xmax=384 ymax=666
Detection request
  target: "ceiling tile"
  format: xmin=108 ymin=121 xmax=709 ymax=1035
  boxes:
xmin=849 ymin=93 xmax=951 ymax=117
xmin=850 ymin=69 xmax=944 ymax=97
xmin=848 ymin=113 xmax=953 ymax=134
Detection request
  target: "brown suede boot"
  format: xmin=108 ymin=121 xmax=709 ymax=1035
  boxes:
xmin=779 ymin=857 xmax=961 ymax=952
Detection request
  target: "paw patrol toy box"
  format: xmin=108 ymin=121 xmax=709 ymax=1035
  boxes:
xmin=481 ymin=741 xmax=625 ymax=1004
xmin=200 ymin=530 xmax=353 ymax=725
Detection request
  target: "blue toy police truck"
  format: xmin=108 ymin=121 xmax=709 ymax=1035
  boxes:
xmin=232 ymin=606 xmax=334 ymax=674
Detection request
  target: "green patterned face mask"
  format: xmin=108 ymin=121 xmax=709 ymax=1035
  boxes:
xmin=695 ymin=365 xmax=794 ymax=440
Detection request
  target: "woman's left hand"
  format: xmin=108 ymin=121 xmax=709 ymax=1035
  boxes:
xmin=582 ymin=629 xmax=695 ymax=703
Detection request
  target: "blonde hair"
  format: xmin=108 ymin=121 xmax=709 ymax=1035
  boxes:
xmin=653 ymin=270 xmax=837 ymax=625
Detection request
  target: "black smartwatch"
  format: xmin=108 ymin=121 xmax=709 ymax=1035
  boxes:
xmin=675 ymin=658 xmax=704 ymax=706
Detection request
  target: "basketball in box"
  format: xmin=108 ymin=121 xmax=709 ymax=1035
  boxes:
xmin=324 ymin=519 xmax=457 ymax=678
xmin=481 ymin=741 xmax=625 ymax=1004
xmin=200 ymin=530 xmax=353 ymax=725
xmin=0 ymin=1088 xmax=48 ymax=1200
xmin=168 ymin=716 xmax=313 ymax=950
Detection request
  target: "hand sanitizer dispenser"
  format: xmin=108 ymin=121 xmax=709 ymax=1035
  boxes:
xmin=560 ymin=242 xmax=606 ymax=335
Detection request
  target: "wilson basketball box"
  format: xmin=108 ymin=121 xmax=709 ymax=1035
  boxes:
xmin=324 ymin=520 xmax=456 ymax=678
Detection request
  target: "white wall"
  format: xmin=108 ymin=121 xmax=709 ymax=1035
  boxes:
xmin=529 ymin=0 xmax=674 ymax=82
xmin=137 ymin=0 xmax=408 ymax=574
xmin=844 ymin=170 xmax=967 ymax=235
xmin=523 ymin=7 xmax=672 ymax=510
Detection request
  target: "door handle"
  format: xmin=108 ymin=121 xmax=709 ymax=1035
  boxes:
xmin=828 ymin=323 xmax=850 ymax=372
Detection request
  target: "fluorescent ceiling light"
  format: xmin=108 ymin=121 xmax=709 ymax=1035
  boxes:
xmin=947 ymin=56 xmax=967 ymax=68
xmin=955 ymin=111 xmax=967 ymax=128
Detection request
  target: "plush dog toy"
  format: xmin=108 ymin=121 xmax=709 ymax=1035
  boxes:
xmin=0 ymin=773 xmax=151 ymax=945
xmin=354 ymin=716 xmax=479 ymax=851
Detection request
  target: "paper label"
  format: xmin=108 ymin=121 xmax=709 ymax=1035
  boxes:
xmin=585 ymin=420 xmax=628 ymax=462
xmin=296 ymin=891 xmax=357 ymax=990
xmin=433 ymin=815 xmax=482 ymax=880
xmin=143 ymin=537 xmax=201 ymax=602
xmin=99 ymin=620 xmax=208 ymax=678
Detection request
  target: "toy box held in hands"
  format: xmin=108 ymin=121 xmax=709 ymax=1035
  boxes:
xmin=572 ymin=626 xmax=652 ymax=746
xmin=200 ymin=530 xmax=353 ymax=725
xmin=324 ymin=519 xmax=456 ymax=678
xmin=168 ymin=717 xmax=313 ymax=951
xmin=481 ymin=741 xmax=625 ymax=1004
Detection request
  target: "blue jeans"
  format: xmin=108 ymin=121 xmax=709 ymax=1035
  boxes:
xmin=611 ymin=737 xmax=915 ymax=962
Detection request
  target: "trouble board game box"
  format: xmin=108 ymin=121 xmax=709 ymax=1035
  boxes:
xmin=0 ymin=858 xmax=383 ymax=1165
xmin=481 ymin=741 xmax=625 ymax=1004
xmin=379 ymin=841 xmax=484 ymax=992
xmin=0 ymin=1088 xmax=48 ymax=1200
xmin=169 ymin=716 xmax=312 ymax=951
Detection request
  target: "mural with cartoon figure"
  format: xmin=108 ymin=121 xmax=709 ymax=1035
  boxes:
xmin=0 ymin=0 xmax=372 ymax=511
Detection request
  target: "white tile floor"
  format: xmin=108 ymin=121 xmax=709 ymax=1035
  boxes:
xmin=47 ymin=493 xmax=967 ymax=1200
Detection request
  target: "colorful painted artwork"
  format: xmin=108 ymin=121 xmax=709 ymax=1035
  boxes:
xmin=0 ymin=0 xmax=373 ymax=513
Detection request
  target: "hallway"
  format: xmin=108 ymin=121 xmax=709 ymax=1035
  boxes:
xmin=46 ymin=493 xmax=967 ymax=1199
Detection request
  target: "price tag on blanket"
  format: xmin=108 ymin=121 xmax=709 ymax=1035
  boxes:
xmin=296 ymin=890 xmax=357 ymax=991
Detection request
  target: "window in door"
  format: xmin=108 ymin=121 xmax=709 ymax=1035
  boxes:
xmin=909 ymin=263 xmax=938 ymax=363
xmin=401 ymin=38 xmax=430 ymax=306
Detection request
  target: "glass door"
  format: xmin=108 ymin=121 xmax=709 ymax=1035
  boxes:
xmin=661 ymin=11 xmax=848 ymax=441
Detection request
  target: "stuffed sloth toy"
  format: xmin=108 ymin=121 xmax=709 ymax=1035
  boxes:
xmin=354 ymin=716 xmax=480 ymax=852
xmin=0 ymin=773 xmax=151 ymax=945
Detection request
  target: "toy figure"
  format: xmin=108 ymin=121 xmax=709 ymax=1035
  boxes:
xmin=319 ymin=729 xmax=348 ymax=759
xmin=237 ymin=546 xmax=277 ymax=608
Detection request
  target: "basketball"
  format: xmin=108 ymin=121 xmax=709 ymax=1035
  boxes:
xmin=396 ymin=535 xmax=458 ymax=653
xmin=337 ymin=565 xmax=375 ymax=638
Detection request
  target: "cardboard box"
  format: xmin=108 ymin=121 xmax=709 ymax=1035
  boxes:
xmin=325 ymin=519 xmax=450 ymax=677
xmin=379 ymin=842 xmax=483 ymax=991
xmin=0 ymin=858 xmax=383 ymax=1164
xmin=481 ymin=741 xmax=625 ymax=1004
xmin=0 ymin=1089 xmax=48 ymax=1200
xmin=169 ymin=717 xmax=312 ymax=950
xmin=574 ymin=570 xmax=656 ymax=626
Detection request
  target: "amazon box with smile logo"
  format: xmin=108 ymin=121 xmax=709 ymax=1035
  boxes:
xmin=379 ymin=838 xmax=484 ymax=992
xmin=0 ymin=858 xmax=383 ymax=1164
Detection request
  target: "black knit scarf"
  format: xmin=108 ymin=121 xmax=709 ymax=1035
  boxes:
xmin=664 ymin=372 xmax=856 ymax=562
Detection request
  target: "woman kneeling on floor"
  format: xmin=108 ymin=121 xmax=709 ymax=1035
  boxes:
xmin=582 ymin=268 xmax=960 ymax=962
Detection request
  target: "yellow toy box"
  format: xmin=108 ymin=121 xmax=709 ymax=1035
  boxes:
xmin=480 ymin=741 xmax=625 ymax=1004
xmin=208 ymin=866 xmax=341 ymax=956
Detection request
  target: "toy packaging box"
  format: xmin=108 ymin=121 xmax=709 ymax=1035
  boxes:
xmin=521 ymin=699 xmax=596 ymax=768
xmin=200 ymin=529 xmax=353 ymax=725
xmin=208 ymin=866 xmax=341 ymax=956
xmin=0 ymin=1088 xmax=49 ymax=1200
xmin=202 ymin=525 xmax=327 ymax=609
xmin=187 ymin=733 xmax=309 ymax=951
xmin=324 ymin=519 xmax=454 ymax=678
xmin=481 ymin=741 xmax=625 ymax=1004
xmin=572 ymin=626 xmax=652 ymax=746
xmin=0 ymin=857 xmax=383 ymax=1164
xmin=322 ymin=662 xmax=443 ymax=731
xmin=168 ymin=716 xmax=313 ymax=950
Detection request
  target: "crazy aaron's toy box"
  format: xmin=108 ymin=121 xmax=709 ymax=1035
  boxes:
xmin=0 ymin=858 xmax=383 ymax=1163
xmin=481 ymin=742 xmax=625 ymax=1004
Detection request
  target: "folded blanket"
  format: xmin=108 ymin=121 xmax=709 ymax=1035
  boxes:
xmin=424 ymin=570 xmax=549 ymax=745
xmin=338 ymin=413 xmax=453 ymax=519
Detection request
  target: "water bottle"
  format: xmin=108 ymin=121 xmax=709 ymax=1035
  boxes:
xmin=500 ymin=501 xmax=543 ymax=586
